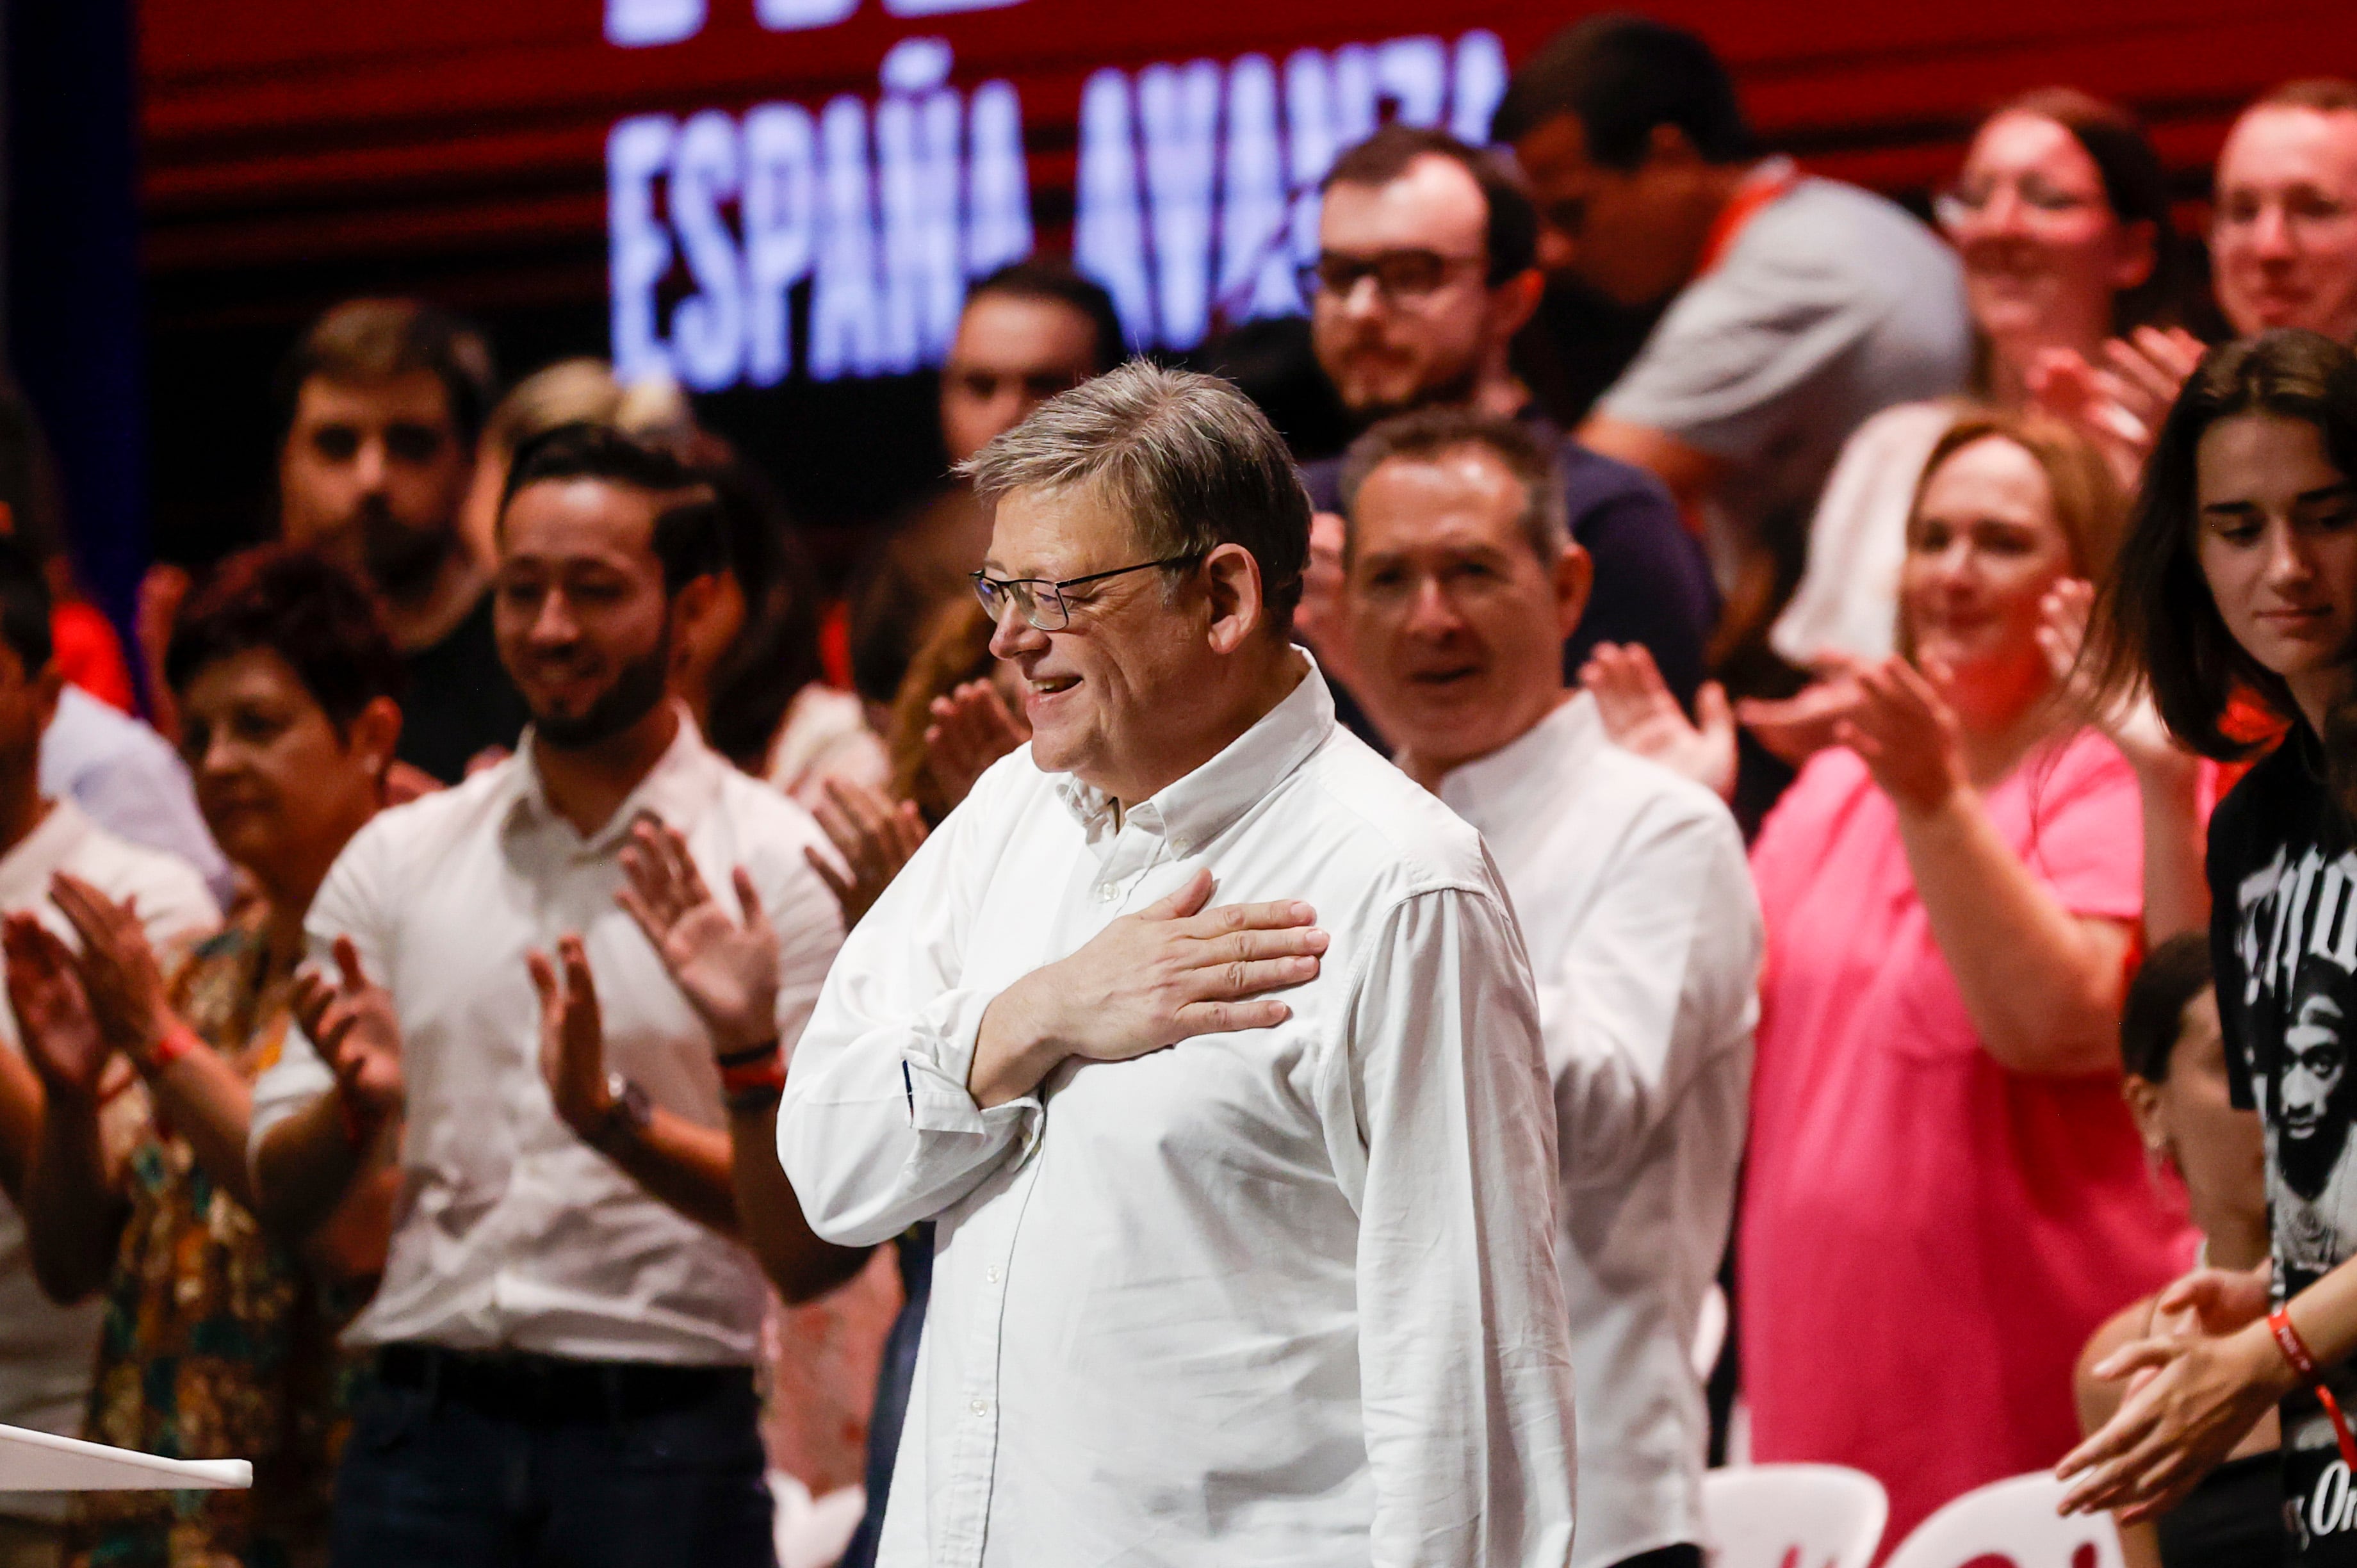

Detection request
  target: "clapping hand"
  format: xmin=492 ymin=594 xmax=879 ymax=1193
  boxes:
xmin=617 ymin=817 xmax=779 ymax=1053
xmin=1578 ymin=642 xmax=1738 ymax=801
xmin=2037 ymin=578 xmax=2186 ymax=774
xmin=2027 ymin=327 xmax=2205 ymax=489
xmin=47 ymin=873 xmax=173 ymax=1068
xmin=2057 ymin=1267 xmax=2284 ymax=1521
xmin=1837 ymin=657 xmax=1970 ymax=816
xmin=291 ymin=937 xmax=404 ymax=1129
xmin=805 ymin=779 xmax=927 ymax=927
xmin=1731 ymin=654 xmax=1868 ymax=769
xmin=526 ymin=935 xmax=611 ymax=1138
xmin=924 ymin=680 xmax=1028 ymax=810
xmin=3 ymin=914 xmax=109 ymax=1108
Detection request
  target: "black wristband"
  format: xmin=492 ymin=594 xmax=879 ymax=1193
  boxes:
xmin=715 ymin=1039 xmax=782 ymax=1068
xmin=726 ymin=1082 xmax=785 ymax=1116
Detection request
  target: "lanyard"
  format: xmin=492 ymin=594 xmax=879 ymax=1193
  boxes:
xmin=1696 ymin=156 xmax=1800 ymax=276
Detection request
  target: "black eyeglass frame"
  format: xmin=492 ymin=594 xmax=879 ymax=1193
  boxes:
xmin=970 ymin=552 xmax=1205 ymax=631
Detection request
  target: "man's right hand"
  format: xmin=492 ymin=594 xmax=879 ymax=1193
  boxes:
xmin=968 ymin=867 xmax=1327 ymax=1107
xmin=291 ymin=936 xmax=405 ymax=1132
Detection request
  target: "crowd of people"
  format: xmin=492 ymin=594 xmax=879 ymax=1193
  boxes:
xmin=0 ymin=10 xmax=2354 ymax=1568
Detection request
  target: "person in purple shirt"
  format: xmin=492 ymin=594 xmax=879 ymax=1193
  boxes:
xmin=1293 ymin=124 xmax=1717 ymax=710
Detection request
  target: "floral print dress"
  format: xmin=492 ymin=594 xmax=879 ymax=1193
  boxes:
xmin=67 ymin=910 xmax=364 ymax=1568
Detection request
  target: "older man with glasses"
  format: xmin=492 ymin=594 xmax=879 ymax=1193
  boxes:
xmin=1289 ymin=124 xmax=1717 ymax=716
xmin=780 ymin=361 xmax=1578 ymax=1567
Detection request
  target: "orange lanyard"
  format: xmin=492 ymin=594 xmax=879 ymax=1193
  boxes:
xmin=1696 ymin=157 xmax=1800 ymax=276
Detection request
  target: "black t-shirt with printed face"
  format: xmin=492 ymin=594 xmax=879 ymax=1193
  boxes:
xmin=2212 ymin=730 xmax=2357 ymax=1560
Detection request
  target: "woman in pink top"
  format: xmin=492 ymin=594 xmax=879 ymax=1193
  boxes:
xmin=1741 ymin=409 xmax=2195 ymax=1545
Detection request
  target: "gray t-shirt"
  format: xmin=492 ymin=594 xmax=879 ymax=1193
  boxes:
xmin=1599 ymin=168 xmax=1971 ymax=558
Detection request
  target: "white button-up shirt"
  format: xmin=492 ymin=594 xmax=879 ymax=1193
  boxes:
xmin=250 ymin=713 xmax=842 ymax=1365
xmin=1440 ymin=695 xmax=1760 ymax=1568
xmin=781 ymin=663 xmax=1578 ymax=1568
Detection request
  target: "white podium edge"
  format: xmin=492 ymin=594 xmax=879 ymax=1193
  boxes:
xmin=0 ymin=1422 xmax=251 ymax=1490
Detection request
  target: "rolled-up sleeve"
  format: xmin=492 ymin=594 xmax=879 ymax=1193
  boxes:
xmin=778 ymin=782 xmax=1041 ymax=1249
xmin=1330 ymin=886 xmax=1579 ymax=1568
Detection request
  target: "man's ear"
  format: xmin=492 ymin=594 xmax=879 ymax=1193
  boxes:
xmin=1553 ymin=542 xmax=1594 ymax=641
xmin=1488 ymin=268 xmax=1546 ymax=343
xmin=667 ymin=573 xmax=728 ymax=674
xmin=1200 ymin=543 xmax=1267 ymax=655
xmin=1644 ymin=122 xmax=1704 ymax=174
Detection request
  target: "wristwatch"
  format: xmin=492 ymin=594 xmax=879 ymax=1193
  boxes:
xmin=591 ymin=1071 xmax=653 ymax=1154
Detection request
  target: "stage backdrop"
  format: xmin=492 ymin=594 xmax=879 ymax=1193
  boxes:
xmin=141 ymin=0 xmax=2357 ymax=568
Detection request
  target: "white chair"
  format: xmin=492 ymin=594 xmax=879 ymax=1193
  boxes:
xmin=769 ymin=1471 xmax=867 ymax=1568
xmin=1880 ymin=1471 xmax=2124 ymax=1568
xmin=1693 ymin=1282 xmax=1730 ymax=1382
xmin=1704 ymin=1462 xmax=1889 ymax=1568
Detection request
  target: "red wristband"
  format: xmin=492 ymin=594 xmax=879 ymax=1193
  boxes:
xmin=2271 ymin=1308 xmax=2357 ymax=1476
xmin=720 ymin=1053 xmax=787 ymax=1098
xmin=145 ymin=1021 xmax=201 ymax=1074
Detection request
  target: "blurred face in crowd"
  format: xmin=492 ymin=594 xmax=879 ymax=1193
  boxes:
xmin=1510 ymin=113 xmax=1719 ymax=306
xmin=177 ymin=649 xmax=395 ymax=899
xmin=281 ymin=372 xmax=475 ymax=601
xmin=941 ymin=295 xmax=1105 ymax=468
xmin=1900 ymin=435 xmax=2077 ymax=723
xmin=2193 ymin=411 xmax=2357 ymax=728
xmin=979 ymin=484 xmax=1258 ymax=802
xmin=494 ymin=477 xmax=689 ymax=751
xmin=2125 ymin=986 xmax=2267 ymax=1245
xmin=1939 ymin=110 xmax=2155 ymax=357
xmin=2212 ymin=104 xmax=2357 ymax=341
xmin=1311 ymin=156 xmax=1537 ymax=419
xmin=1342 ymin=443 xmax=1588 ymax=776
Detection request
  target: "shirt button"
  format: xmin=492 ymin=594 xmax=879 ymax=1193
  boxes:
xmin=970 ymin=1398 xmax=990 ymax=1417
xmin=985 ymin=1264 xmax=1000 ymax=1284
xmin=1097 ymin=884 xmax=1118 ymax=903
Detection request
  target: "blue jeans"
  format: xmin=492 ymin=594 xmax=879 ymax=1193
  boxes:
xmin=330 ymin=1354 xmax=774 ymax=1568
xmin=838 ymin=1224 xmax=932 ymax=1568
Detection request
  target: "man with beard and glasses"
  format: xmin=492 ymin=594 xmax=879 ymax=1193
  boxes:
xmin=247 ymin=424 xmax=859 ymax=1568
xmin=273 ymin=298 xmax=530 ymax=783
xmin=2276 ymin=981 xmax=2357 ymax=1280
xmin=1293 ymin=126 xmax=1716 ymax=712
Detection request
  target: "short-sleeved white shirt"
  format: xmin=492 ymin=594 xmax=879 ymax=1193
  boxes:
xmin=250 ymin=712 xmax=842 ymax=1366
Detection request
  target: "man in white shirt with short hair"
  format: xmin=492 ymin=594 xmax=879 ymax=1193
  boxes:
xmin=1339 ymin=405 xmax=1760 ymax=1568
xmin=780 ymin=361 xmax=1578 ymax=1568
xmin=248 ymin=423 xmax=852 ymax=1568
xmin=0 ymin=540 xmax=217 ymax=1566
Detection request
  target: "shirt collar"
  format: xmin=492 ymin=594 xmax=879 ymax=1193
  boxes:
xmin=1436 ymin=691 xmax=1601 ymax=830
xmin=1051 ymin=651 xmax=1332 ymax=854
xmin=500 ymin=701 xmax=727 ymax=853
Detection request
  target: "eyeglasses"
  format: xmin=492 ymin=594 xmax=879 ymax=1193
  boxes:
xmin=1933 ymin=176 xmax=2103 ymax=232
xmin=1298 ymin=249 xmax=1488 ymax=306
xmin=971 ymin=553 xmax=1203 ymax=631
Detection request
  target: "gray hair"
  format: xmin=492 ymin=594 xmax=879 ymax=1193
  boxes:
xmin=1335 ymin=406 xmax=1571 ymax=562
xmin=957 ymin=360 xmax=1311 ymax=632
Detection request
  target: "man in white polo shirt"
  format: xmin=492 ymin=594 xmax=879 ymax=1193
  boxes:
xmin=0 ymin=539 xmax=216 ymax=1568
xmin=1341 ymin=405 xmax=1761 ymax=1568
xmin=780 ymin=363 xmax=1578 ymax=1567
xmin=247 ymin=423 xmax=852 ymax=1568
